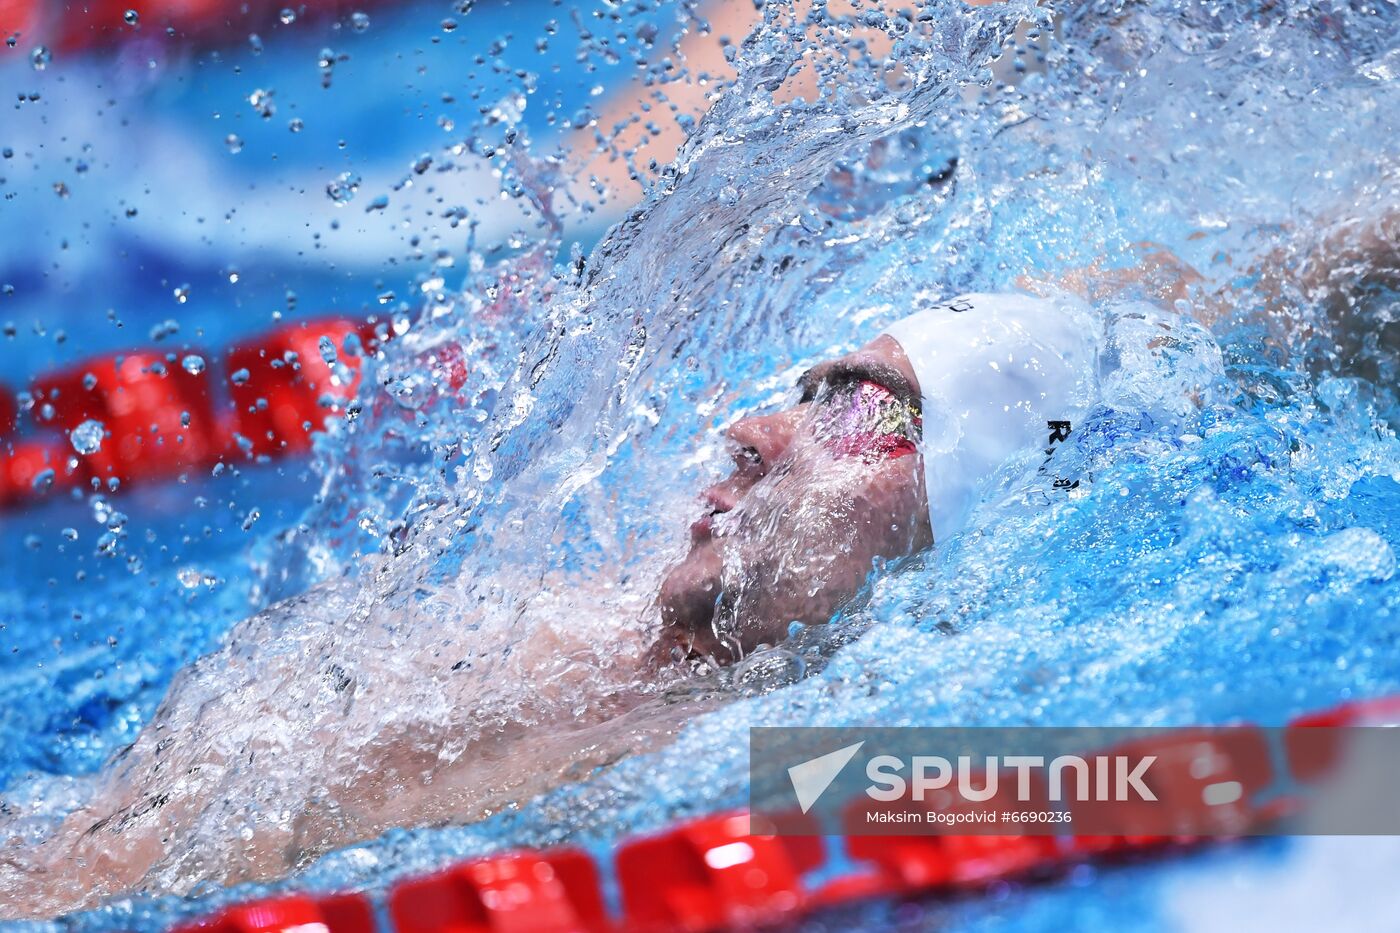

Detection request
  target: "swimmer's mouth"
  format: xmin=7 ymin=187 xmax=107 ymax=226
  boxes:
xmin=691 ymin=490 xmax=736 ymax=543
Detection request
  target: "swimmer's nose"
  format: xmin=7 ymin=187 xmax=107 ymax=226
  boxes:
xmin=725 ymin=408 xmax=803 ymax=478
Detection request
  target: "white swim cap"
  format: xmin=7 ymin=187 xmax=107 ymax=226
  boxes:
xmin=883 ymin=292 xmax=1100 ymax=542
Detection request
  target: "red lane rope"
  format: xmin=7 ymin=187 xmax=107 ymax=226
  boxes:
xmin=166 ymin=695 xmax=1400 ymax=933
xmin=3 ymin=1 xmax=372 ymax=52
xmin=0 ymin=317 xmax=388 ymax=508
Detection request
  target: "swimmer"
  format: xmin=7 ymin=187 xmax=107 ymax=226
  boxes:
xmin=2 ymin=208 xmax=1397 ymax=918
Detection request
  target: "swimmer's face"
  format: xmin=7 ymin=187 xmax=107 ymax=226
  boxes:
xmin=658 ymin=335 xmax=933 ymax=662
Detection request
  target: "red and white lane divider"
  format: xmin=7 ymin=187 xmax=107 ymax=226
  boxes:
xmin=3 ymin=1 xmax=369 ymax=53
xmin=0 ymin=317 xmax=388 ymax=508
xmin=167 ymin=695 xmax=1400 ymax=933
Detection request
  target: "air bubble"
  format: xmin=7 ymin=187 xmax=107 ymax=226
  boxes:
xmin=123 ymin=9 xmax=139 ymax=26
xmin=182 ymin=354 xmax=206 ymax=375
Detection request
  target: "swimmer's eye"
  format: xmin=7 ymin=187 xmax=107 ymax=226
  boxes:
xmin=816 ymin=379 xmax=921 ymax=461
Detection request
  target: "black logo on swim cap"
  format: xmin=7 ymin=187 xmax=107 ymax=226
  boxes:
xmin=1041 ymin=420 xmax=1080 ymax=493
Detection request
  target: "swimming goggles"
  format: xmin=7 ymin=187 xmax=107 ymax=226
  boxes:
xmin=817 ymin=379 xmax=920 ymax=461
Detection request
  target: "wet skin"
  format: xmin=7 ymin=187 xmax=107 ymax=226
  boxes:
xmin=657 ymin=334 xmax=934 ymax=662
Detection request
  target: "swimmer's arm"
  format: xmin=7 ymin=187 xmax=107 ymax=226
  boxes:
xmin=1018 ymin=242 xmax=1210 ymax=309
xmin=1297 ymin=202 xmax=1400 ymax=299
xmin=572 ymin=0 xmax=1002 ymax=203
xmin=1237 ymin=195 xmax=1400 ymax=361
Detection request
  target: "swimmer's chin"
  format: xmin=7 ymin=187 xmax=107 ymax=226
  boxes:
xmin=658 ymin=540 xmax=722 ymax=636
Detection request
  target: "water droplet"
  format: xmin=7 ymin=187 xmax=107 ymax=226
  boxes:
xmin=230 ymin=367 xmax=251 ymax=385
xmin=350 ymin=11 xmax=370 ymax=32
xmin=288 ymin=117 xmax=304 ymax=133
xmin=318 ymin=335 xmax=338 ymax=365
xmin=123 ymin=9 xmax=139 ymax=26
xmin=325 ymin=170 xmax=361 ymax=204
xmin=248 ymin=33 xmax=264 ymax=54
xmin=30 ymin=46 xmax=51 ymax=71
xmin=173 ymin=284 xmax=190 ymax=304
xmin=225 ymin=133 xmax=243 ymax=154
xmin=150 ymin=318 xmax=179 ymax=340
xmin=71 ymin=419 xmax=105 ymax=455
xmin=241 ymin=508 xmax=260 ymax=531
xmin=62 ymin=527 xmax=79 ymax=541
xmin=278 ymin=7 xmax=296 ymax=24
xmin=181 ymin=354 xmax=206 ymax=375
xmin=249 ymin=88 xmax=276 ymax=119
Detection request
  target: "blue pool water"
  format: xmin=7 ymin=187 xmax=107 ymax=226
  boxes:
xmin=2 ymin=0 xmax=1400 ymax=928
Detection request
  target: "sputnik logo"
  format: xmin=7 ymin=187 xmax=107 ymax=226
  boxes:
xmin=788 ymin=741 xmax=865 ymax=814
